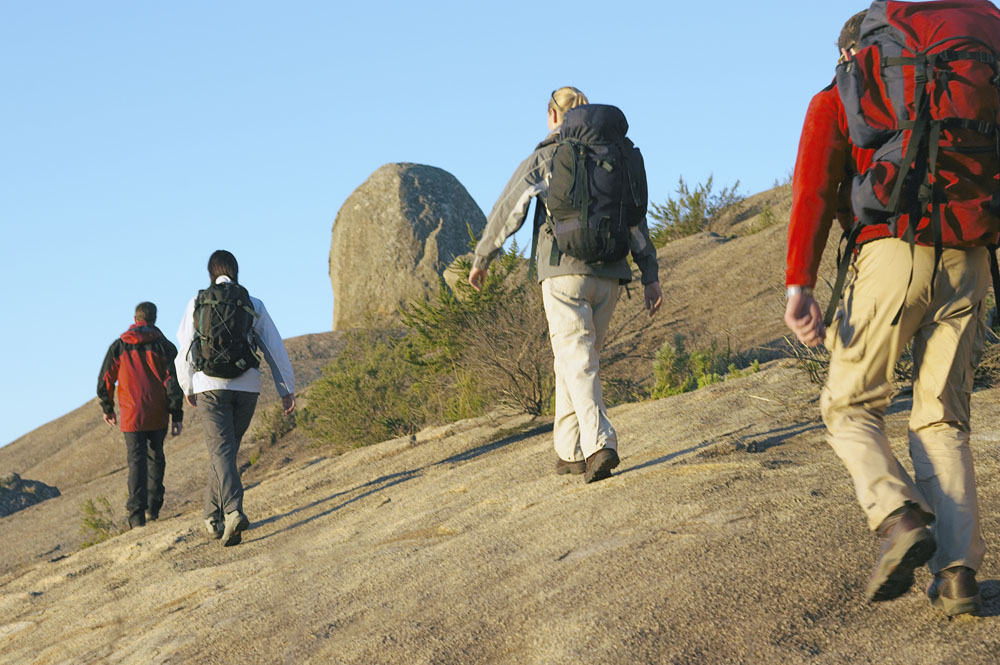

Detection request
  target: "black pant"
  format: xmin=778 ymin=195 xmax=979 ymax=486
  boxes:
xmin=123 ymin=428 xmax=167 ymax=522
xmin=199 ymin=390 xmax=258 ymax=520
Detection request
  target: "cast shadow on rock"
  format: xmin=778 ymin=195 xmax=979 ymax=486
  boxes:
xmin=246 ymin=470 xmax=421 ymax=543
xmin=742 ymin=420 xmax=825 ymax=454
xmin=620 ymin=420 xmax=824 ymax=475
xmin=435 ymin=423 xmax=553 ymax=466
xmin=618 ymin=440 xmax=717 ymax=475
xmin=975 ymin=579 xmax=1000 ymax=618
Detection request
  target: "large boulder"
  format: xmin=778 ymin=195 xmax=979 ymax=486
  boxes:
xmin=0 ymin=472 xmax=60 ymax=518
xmin=330 ymin=163 xmax=486 ymax=330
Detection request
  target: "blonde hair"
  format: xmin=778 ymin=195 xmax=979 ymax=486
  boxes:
xmin=548 ymin=86 xmax=589 ymax=124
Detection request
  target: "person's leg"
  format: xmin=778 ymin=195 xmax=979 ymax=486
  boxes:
xmin=542 ymin=275 xmax=618 ymax=460
xmin=123 ymin=431 xmax=148 ymax=527
xmin=589 ymin=277 xmax=620 ymax=453
xmin=223 ymin=391 xmax=258 ymax=515
xmin=821 ymin=239 xmax=933 ymax=530
xmin=146 ymin=428 xmax=167 ymax=520
xmin=821 ymin=238 xmax=939 ymax=602
xmin=199 ymin=391 xmax=234 ymax=523
xmin=908 ymin=246 xmax=988 ymax=578
xmin=551 ymin=369 xmax=583 ymax=463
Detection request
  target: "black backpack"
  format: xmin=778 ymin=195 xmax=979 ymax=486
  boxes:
xmin=543 ymin=104 xmax=647 ymax=265
xmin=191 ymin=282 xmax=260 ymax=378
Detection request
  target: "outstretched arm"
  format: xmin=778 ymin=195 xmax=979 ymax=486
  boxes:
xmin=97 ymin=341 xmax=121 ymax=425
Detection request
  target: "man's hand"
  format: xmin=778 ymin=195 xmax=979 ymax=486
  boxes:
xmin=103 ymin=412 xmax=117 ymax=427
xmin=644 ymin=282 xmax=663 ymax=317
xmin=282 ymin=393 xmax=296 ymax=416
xmin=171 ymin=421 xmax=183 ymax=436
xmin=468 ymin=267 xmax=486 ymax=291
xmin=784 ymin=289 xmax=826 ymax=347
xmin=186 ymin=394 xmax=198 ymax=408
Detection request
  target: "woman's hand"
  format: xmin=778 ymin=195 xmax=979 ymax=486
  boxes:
xmin=468 ymin=268 xmax=486 ymax=291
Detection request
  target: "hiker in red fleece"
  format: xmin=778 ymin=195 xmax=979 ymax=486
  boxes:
xmin=785 ymin=4 xmax=1000 ymax=617
xmin=97 ymin=301 xmax=184 ymax=528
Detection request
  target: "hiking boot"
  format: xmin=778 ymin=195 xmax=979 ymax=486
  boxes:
xmin=555 ymin=457 xmax=586 ymax=475
xmin=865 ymin=503 xmax=936 ymax=603
xmin=204 ymin=517 xmax=223 ymax=540
xmin=221 ymin=511 xmax=250 ymax=547
xmin=584 ymin=448 xmax=620 ymax=484
xmin=128 ymin=513 xmax=146 ymax=529
xmin=927 ymin=566 xmax=982 ymax=617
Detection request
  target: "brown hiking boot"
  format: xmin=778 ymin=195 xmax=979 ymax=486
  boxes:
xmin=555 ymin=457 xmax=586 ymax=475
xmin=865 ymin=503 xmax=936 ymax=603
xmin=584 ymin=448 xmax=619 ymax=484
xmin=927 ymin=566 xmax=982 ymax=617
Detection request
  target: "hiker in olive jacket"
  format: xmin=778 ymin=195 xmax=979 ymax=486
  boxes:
xmin=470 ymin=86 xmax=662 ymax=483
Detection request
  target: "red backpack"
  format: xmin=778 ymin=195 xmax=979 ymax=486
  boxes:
xmin=826 ymin=0 xmax=1000 ymax=324
xmin=838 ymin=0 xmax=1000 ymax=244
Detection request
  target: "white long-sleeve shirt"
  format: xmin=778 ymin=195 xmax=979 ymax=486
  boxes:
xmin=175 ymin=276 xmax=295 ymax=397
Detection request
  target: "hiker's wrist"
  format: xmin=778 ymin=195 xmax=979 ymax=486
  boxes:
xmin=786 ymin=285 xmax=813 ymax=300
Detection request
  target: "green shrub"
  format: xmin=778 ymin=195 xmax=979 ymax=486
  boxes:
xmin=651 ymin=334 xmax=758 ymax=398
xmin=649 ymin=176 xmax=744 ymax=247
xmin=250 ymin=403 xmax=296 ymax=446
xmin=299 ymin=331 xmax=426 ymax=448
xmin=80 ymin=496 xmax=123 ymax=548
xmin=401 ymin=241 xmax=554 ymax=416
xmin=302 ymin=238 xmax=554 ymax=449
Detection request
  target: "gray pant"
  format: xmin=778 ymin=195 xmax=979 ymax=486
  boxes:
xmin=199 ymin=390 xmax=258 ymax=521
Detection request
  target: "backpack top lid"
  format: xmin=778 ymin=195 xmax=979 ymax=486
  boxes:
xmin=559 ymin=104 xmax=628 ymax=143
xmin=861 ymin=0 xmax=1000 ymax=51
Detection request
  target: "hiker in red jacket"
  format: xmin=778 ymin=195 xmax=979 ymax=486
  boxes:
xmin=785 ymin=4 xmax=1000 ymax=617
xmin=98 ymin=302 xmax=184 ymax=528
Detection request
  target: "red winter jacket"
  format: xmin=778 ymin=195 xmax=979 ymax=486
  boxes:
xmin=786 ymin=82 xmax=885 ymax=288
xmin=97 ymin=323 xmax=183 ymax=432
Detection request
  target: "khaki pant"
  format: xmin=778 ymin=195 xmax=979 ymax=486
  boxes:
xmin=821 ymin=238 xmax=989 ymax=573
xmin=541 ymin=274 xmax=620 ymax=462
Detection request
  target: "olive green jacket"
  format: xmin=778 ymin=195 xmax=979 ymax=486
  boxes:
xmin=472 ymin=133 xmax=659 ymax=285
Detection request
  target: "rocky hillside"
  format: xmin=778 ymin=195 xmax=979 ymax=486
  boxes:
xmin=4 ymin=185 xmax=998 ymax=664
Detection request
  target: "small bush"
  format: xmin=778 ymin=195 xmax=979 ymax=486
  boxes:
xmin=80 ymin=496 xmax=123 ymax=548
xmin=299 ymin=331 xmax=426 ymax=448
xmin=785 ymin=335 xmax=913 ymax=386
xmin=651 ymin=334 xmax=759 ymax=398
xmin=250 ymin=403 xmax=296 ymax=446
xmin=649 ymin=176 xmax=744 ymax=247
xmin=401 ymin=241 xmax=554 ymax=416
xmin=745 ymin=204 xmax=780 ymax=235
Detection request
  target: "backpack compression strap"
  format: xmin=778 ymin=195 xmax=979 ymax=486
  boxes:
xmin=528 ymin=198 xmax=545 ymax=281
xmin=823 ymin=225 xmax=863 ymax=328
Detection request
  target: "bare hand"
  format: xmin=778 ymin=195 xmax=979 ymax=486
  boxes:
xmin=171 ymin=421 xmax=183 ymax=436
xmin=784 ymin=290 xmax=826 ymax=347
xmin=186 ymin=394 xmax=198 ymax=408
xmin=644 ymin=282 xmax=663 ymax=317
xmin=468 ymin=267 xmax=486 ymax=291
xmin=282 ymin=393 xmax=296 ymax=416
xmin=103 ymin=413 xmax=117 ymax=427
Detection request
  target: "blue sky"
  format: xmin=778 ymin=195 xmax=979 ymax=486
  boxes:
xmin=0 ymin=0 xmax=868 ymax=447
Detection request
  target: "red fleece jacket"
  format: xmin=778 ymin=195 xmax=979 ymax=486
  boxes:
xmin=97 ymin=323 xmax=183 ymax=432
xmin=786 ymin=82 xmax=883 ymax=287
